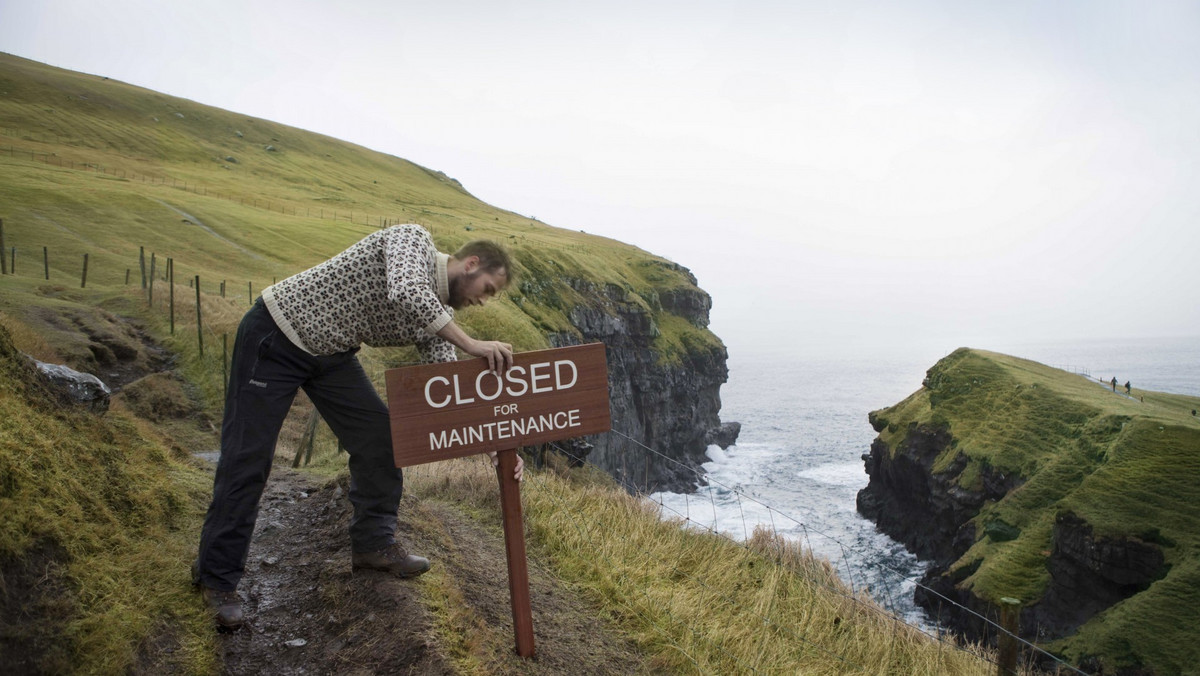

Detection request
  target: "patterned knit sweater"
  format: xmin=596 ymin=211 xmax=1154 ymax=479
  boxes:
xmin=261 ymin=224 xmax=457 ymax=361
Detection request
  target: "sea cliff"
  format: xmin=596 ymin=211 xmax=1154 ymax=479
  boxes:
xmin=546 ymin=268 xmax=737 ymax=493
xmin=856 ymin=348 xmax=1200 ymax=675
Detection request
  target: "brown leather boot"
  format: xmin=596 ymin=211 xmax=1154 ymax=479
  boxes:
xmin=201 ymin=586 xmax=245 ymax=629
xmin=351 ymin=544 xmax=431 ymax=578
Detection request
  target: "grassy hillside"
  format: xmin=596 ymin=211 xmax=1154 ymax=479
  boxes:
xmin=0 ymin=52 xmax=718 ymax=365
xmin=872 ymin=348 xmax=1200 ymax=674
xmin=0 ymin=53 xmax=1003 ymax=673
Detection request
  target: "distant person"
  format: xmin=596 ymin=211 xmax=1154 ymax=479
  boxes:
xmin=1125 ymin=381 xmax=1131 ymax=395
xmin=1111 ymin=377 xmax=1118 ymax=392
xmin=193 ymin=224 xmax=523 ymax=631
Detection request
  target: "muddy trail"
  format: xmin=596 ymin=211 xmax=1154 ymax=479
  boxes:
xmin=12 ymin=303 xmax=650 ymax=674
xmin=202 ymin=462 xmax=649 ymax=675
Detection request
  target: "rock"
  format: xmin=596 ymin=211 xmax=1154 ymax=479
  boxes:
xmin=33 ymin=360 xmax=111 ymax=413
xmin=264 ymin=145 xmax=276 ymax=152
xmin=284 ymin=638 xmax=307 ymax=648
xmin=550 ymin=273 xmax=732 ymax=493
xmin=225 ymin=156 xmax=238 ymax=163
xmin=705 ymin=422 xmax=741 ymax=449
xmin=235 ymin=130 xmax=243 ymax=138
xmin=1036 ymin=512 xmax=1168 ymax=639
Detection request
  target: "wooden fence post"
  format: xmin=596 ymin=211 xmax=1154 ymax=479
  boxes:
xmin=248 ymin=281 xmax=252 ymax=304
xmin=139 ymin=246 xmax=147 ymax=289
xmin=149 ymin=253 xmax=156 ymax=307
xmin=80 ymin=253 xmax=88 ymax=288
xmin=169 ymin=258 xmax=175 ymax=335
xmin=195 ymin=275 xmax=204 ymax=356
xmin=44 ymin=247 xmax=49 ymax=280
xmin=996 ymin=597 xmax=1021 ymax=676
xmin=0 ymin=218 xmax=5 ymax=275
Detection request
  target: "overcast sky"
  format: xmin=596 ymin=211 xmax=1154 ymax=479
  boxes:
xmin=3 ymin=0 xmax=1198 ymax=358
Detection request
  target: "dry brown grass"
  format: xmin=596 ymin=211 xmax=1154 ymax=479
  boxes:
xmin=406 ymin=456 xmax=1013 ymax=675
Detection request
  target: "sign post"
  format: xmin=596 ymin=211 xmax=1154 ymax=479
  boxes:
xmin=386 ymin=342 xmax=611 ymax=657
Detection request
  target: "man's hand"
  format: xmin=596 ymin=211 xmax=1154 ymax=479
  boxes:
xmin=435 ymin=321 xmax=514 ymax=373
xmin=488 ymin=451 xmax=524 ymax=481
xmin=466 ymin=338 xmax=514 ymax=374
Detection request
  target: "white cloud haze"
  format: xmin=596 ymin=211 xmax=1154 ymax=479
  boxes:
xmin=2 ymin=0 xmax=1197 ymax=357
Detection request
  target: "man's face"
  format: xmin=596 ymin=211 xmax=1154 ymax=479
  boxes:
xmin=449 ymin=267 xmax=507 ymax=309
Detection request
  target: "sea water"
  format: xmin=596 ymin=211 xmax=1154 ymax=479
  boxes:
xmin=651 ymin=336 xmax=1200 ymax=627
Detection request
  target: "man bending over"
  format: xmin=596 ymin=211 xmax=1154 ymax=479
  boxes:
xmin=193 ymin=223 xmax=522 ymax=629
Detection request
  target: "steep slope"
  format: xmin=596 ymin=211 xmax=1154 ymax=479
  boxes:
xmin=0 ymin=51 xmax=734 ymax=489
xmin=857 ymin=348 xmax=1200 ymax=675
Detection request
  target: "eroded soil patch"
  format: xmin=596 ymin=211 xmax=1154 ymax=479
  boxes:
xmin=196 ymin=463 xmax=649 ymax=675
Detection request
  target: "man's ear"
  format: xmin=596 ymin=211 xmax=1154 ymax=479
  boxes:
xmin=463 ymin=255 xmax=481 ymax=274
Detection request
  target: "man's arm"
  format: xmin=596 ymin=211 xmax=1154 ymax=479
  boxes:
xmin=435 ymin=322 xmax=521 ymax=481
xmin=435 ymin=321 xmax=513 ymax=374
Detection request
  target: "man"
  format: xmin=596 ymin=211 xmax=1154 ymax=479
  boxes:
xmin=193 ymin=223 xmax=523 ymax=630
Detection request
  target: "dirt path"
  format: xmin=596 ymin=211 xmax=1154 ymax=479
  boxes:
xmin=208 ymin=463 xmax=648 ymax=675
xmin=214 ymin=469 xmax=449 ymax=675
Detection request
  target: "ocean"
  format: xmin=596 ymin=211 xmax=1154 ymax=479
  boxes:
xmin=651 ymin=335 xmax=1200 ymax=627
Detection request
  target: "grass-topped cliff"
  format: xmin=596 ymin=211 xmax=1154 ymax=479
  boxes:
xmin=861 ymin=347 xmax=1200 ymax=675
xmin=1 ymin=53 xmax=1004 ymax=673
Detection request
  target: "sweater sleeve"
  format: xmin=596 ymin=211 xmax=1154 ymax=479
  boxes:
xmin=383 ymin=225 xmax=453 ymax=335
xmin=416 ymin=335 xmax=458 ymax=364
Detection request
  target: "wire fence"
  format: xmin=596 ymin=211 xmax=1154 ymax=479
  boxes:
xmin=536 ymin=432 xmax=1093 ymax=676
xmin=2 ymin=126 xmax=1093 ymax=673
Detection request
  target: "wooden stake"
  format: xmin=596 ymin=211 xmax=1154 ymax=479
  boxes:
xmin=80 ymin=253 xmax=88 ymax=288
xmin=169 ymin=258 xmax=175 ymax=334
xmin=44 ymin=247 xmax=49 ymax=280
xmin=496 ymin=448 xmax=535 ymax=658
xmin=195 ymin=275 xmax=203 ymax=356
xmin=996 ymin=597 xmax=1021 ymax=676
xmin=0 ymin=218 xmax=6 ymax=275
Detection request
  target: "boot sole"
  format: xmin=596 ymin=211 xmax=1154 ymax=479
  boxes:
xmin=351 ymin=563 xmax=431 ymax=579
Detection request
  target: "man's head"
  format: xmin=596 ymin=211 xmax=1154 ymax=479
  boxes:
xmin=447 ymin=240 xmax=514 ymax=309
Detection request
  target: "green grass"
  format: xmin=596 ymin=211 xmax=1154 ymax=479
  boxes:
xmin=405 ymin=455 xmax=1001 ymax=675
xmin=0 ymin=50 xmax=731 ymax=672
xmin=1 ymin=49 xmax=710 ymax=364
xmin=871 ymin=347 xmax=1200 ymax=673
xmin=0 ymin=321 xmax=217 ymax=674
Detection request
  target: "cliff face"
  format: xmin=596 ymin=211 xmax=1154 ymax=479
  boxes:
xmin=548 ymin=268 xmax=736 ymax=493
xmin=855 ymin=349 xmax=1199 ymax=675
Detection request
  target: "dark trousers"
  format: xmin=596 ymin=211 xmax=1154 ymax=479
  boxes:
xmin=194 ymin=299 xmax=403 ymax=591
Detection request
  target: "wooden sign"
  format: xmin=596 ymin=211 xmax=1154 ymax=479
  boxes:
xmin=386 ymin=342 xmax=611 ymax=468
xmin=384 ymin=342 xmax=611 ymax=658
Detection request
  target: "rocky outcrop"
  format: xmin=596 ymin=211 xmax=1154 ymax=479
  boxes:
xmin=549 ymin=269 xmax=736 ymax=493
xmin=1037 ymin=512 xmax=1168 ymax=639
xmin=857 ymin=419 xmax=1014 ymax=566
xmin=859 ymin=413 xmax=1170 ymax=642
xmin=856 ymin=349 xmax=1179 ymax=674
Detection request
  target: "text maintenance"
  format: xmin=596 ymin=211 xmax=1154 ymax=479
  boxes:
xmin=385 ymin=343 xmax=611 ymax=468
